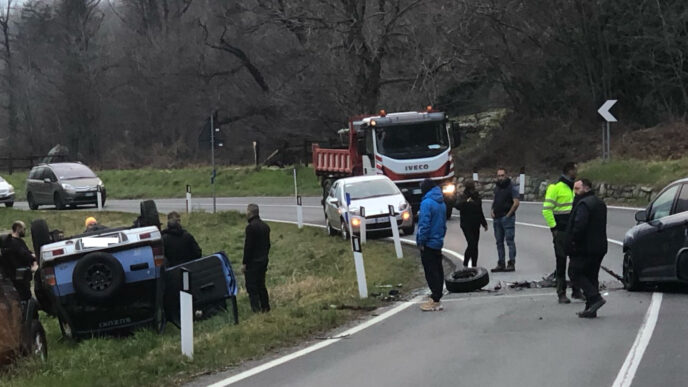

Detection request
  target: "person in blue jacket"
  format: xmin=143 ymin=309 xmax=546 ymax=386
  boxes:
xmin=416 ymin=179 xmax=447 ymax=311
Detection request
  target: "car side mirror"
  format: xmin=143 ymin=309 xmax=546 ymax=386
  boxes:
xmin=43 ymin=178 xmax=52 ymax=184
xmin=450 ymin=122 xmax=461 ymax=148
xmin=634 ymin=210 xmax=647 ymax=223
xmin=356 ymin=135 xmax=366 ymax=156
xmin=327 ymin=197 xmax=339 ymax=206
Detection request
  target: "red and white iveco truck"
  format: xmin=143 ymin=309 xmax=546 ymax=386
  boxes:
xmin=313 ymin=107 xmax=461 ymax=218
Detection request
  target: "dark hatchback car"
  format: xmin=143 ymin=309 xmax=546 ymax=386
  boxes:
xmin=623 ymin=178 xmax=688 ymax=290
xmin=26 ymin=162 xmax=106 ymax=210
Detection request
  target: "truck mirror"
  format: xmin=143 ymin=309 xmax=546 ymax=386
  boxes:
xmin=450 ymin=122 xmax=461 ymax=148
xmin=356 ymin=136 xmax=366 ymax=155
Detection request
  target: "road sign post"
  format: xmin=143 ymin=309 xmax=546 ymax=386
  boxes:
xmin=389 ymin=205 xmax=403 ymax=259
xmin=597 ymin=100 xmax=617 ymax=161
xmin=351 ymin=235 xmax=368 ymax=299
xmin=210 ymin=112 xmax=217 ymax=213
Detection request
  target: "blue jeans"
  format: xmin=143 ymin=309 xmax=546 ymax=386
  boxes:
xmin=494 ymin=215 xmax=516 ymax=264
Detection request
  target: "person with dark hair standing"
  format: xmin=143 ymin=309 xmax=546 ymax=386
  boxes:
xmin=491 ymin=168 xmax=520 ymax=272
xmin=162 ymin=211 xmax=202 ymax=267
xmin=454 ymin=180 xmax=488 ymax=267
xmin=416 ymin=178 xmax=447 ymax=312
xmin=0 ymin=221 xmax=37 ymax=301
xmin=243 ymin=203 xmax=271 ymax=313
xmin=542 ymin=162 xmax=583 ymax=304
xmin=567 ymin=178 xmax=608 ymax=318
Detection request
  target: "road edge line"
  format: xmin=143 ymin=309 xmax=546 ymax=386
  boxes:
xmin=611 ymin=292 xmax=663 ymax=387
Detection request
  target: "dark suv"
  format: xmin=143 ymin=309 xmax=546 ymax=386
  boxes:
xmin=26 ymin=162 xmax=106 ymax=210
xmin=623 ymin=178 xmax=688 ymax=290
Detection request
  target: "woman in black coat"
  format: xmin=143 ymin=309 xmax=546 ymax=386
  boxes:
xmin=454 ymin=180 xmax=488 ymax=267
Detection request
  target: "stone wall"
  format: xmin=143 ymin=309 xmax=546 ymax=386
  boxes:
xmin=456 ymin=175 xmax=655 ymax=204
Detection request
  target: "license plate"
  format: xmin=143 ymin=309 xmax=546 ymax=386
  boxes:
xmin=376 ymin=217 xmax=387 ymax=224
xmin=85 ymin=192 xmax=95 ymax=197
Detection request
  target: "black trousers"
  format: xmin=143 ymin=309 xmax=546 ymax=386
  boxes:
xmin=245 ymin=262 xmax=270 ymax=312
xmin=568 ymin=254 xmax=604 ymax=304
xmin=421 ymin=247 xmax=444 ymax=302
xmin=552 ymin=230 xmax=580 ymax=296
xmin=461 ymin=225 xmax=481 ymax=267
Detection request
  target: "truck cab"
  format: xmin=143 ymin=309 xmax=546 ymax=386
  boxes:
xmin=313 ymin=107 xmax=461 ymax=218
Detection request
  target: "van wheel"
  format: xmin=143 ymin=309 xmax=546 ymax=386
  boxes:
xmin=445 ymin=267 xmax=490 ymax=293
xmin=623 ymin=252 xmax=641 ymax=291
xmin=54 ymin=192 xmax=66 ymax=210
xmin=27 ymin=193 xmax=38 ymax=210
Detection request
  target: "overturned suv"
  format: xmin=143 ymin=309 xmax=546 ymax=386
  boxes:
xmin=32 ymin=201 xmax=166 ymax=339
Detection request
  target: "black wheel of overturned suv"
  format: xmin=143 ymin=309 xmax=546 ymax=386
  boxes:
xmin=445 ymin=266 xmax=490 ymax=293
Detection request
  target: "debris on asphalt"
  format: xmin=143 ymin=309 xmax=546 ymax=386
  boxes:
xmin=601 ymin=265 xmax=624 ymax=282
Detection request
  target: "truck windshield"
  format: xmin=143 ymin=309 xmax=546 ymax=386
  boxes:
xmin=345 ymin=179 xmax=400 ymax=200
xmin=375 ymin=121 xmax=448 ymax=159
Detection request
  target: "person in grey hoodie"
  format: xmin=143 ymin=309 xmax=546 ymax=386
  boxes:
xmin=416 ymin=179 xmax=448 ymax=311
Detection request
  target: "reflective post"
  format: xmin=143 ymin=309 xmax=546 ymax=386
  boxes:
xmin=472 ymin=166 xmax=479 ymax=183
xmin=359 ymin=206 xmax=366 ymax=244
xmin=297 ymin=195 xmax=303 ymax=229
xmin=389 ymin=205 xmax=403 ymax=259
xmin=96 ymin=185 xmax=103 ymax=211
xmin=519 ymin=166 xmax=526 ymax=201
xmin=186 ymin=185 xmax=192 ymax=214
xmin=180 ymin=268 xmax=193 ymax=359
xmin=351 ymin=235 xmax=367 ymax=298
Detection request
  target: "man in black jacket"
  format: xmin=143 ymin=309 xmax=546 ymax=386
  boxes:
xmin=567 ymin=179 xmax=608 ymax=318
xmin=162 ymin=212 xmax=202 ymax=267
xmin=243 ymin=204 xmax=271 ymax=313
xmin=0 ymin=221 xmax=37 ymax=301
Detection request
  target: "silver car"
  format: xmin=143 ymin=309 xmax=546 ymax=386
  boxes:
xmin=0 ymin=176 xmax=15 ymax=207
xmin=26 ymin=162 xmax=106 ymax=210
xmin=324 ymin=175 xmax=414 ymax=238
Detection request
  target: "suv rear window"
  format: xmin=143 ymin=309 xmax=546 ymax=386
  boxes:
xmin=51 ymin=164 xmax=96 ymax=180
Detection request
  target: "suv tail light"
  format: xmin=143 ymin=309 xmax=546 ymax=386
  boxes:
xmin=152 ymin=245 xmax=165 ymax=267
xmin=140 ymin=232 xmax=152 ymax=240
xmin=43 ymin=267 xmax=56 ymax=286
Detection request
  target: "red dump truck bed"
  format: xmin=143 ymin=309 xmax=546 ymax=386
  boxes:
xmin=312 ymin=144 xmax=357 ymax=177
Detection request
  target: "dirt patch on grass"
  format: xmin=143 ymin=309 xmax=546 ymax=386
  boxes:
xmin=614 ymin=121 xmax=688 ymax=160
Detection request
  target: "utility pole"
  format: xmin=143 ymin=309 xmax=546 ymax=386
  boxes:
xmin=210 ymin=112 xmax=216 ymax=214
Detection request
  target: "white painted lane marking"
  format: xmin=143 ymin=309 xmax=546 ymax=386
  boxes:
xmin=612 ymin=292 xmax=663 ymax=387
xmin=206 ymin=298 xmax=420 ymax=387
xmin=428 ymin=292 xmax=555 ymax=303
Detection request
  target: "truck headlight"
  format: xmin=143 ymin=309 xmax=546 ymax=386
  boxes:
xmin=442 ymin=184 xmax=456 ymax=195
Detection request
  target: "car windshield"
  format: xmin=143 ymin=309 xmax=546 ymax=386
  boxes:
xmin=375 ymin=121 xmax=448 ymax=159
xmin=51 ymin=164 xmax=97 ymax=180
xmin=345 ymin=179 xmax=399 ymax=200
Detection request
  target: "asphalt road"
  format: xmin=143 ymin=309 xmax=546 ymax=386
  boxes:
xmin=13 ymin=197 xmax=685 ymax=387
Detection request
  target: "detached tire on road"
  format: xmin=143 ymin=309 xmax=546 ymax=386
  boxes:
xmin=72 ymin=252 xmax=125 ymax=303
xmin=445 ymin=267 xmax=489 ymax=293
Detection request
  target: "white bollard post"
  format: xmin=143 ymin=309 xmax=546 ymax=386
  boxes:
xmin=297 ymin=195 xmax=303 ymax=229
xmin=472 ymin=168 xmax=479 ymax=183
xmin=96 ymin=186 xmax=103 ymax=211
xmin=359 ymin=206 xmax=366 ymax=244
xmin=388 ymin=205 xmax=403 ymax=259
xmin=180 ymin=269 xmax=193 ymax=359
xmin=351 ymin=235 xmax=367 ymax=299
xmin=519 ymin=167 xmax=526 ymax=201
xmin=185 ymin=185 xmax=192 ymax=214
xmin=345 ymin=193 xmax=352 ymax=242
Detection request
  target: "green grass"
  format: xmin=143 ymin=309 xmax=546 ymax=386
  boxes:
xmin=0 ymin=209 xmax=422 ymax=386
xmin=578 ymin=158 xmax=688 ymax=189
xmin=1 ymin=165 xmax=321 ymax=201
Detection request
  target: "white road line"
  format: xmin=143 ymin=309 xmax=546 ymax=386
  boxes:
xmin=206 ymin=299 xmax=420 ymax=387
xmin=429 ymin=292 xmax=555 ymax=303
xmin=612 ymin=292 xmax=663 ymax=387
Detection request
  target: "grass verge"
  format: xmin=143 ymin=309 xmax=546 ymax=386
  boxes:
xmin=1 ymin=165 xmax=321 ymax=201
xmin=0 ymin=209 xmax=422 ymax=387
xmin=578 ymin=158 xmax=688 ymax=189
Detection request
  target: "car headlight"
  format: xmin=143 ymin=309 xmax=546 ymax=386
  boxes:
xmin=442 ymin=184 xmax=456 ymax=195
xmin=61 ymin=183 xmax=75 ymax=192
xmin=8 ymin=185 xmax=14 ymax=193
xmin=97 ymin=179 xmax=104 ymax=189
xmin=402 ymin=210 xmax=411 ymax=221
xmin=351 ymin=217 xmax=361 ymax=227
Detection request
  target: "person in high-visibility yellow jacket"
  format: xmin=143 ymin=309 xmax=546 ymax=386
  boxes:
xmin=543 ymin=162 xmax=582 ymax=304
